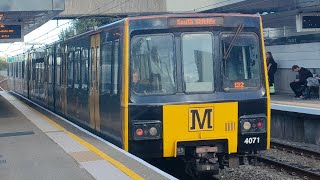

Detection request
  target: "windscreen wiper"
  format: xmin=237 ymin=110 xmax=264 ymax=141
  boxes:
xmin=223 ymin=24 xmax=244 ymax=60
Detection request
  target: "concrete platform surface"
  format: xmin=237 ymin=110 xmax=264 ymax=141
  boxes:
xmin=271 ymin=94 xmax=320 ymax=108
xmin=271 ymin=94 xmax=320 ymax=115
xmin=0 ymin=91 xmax=176 ymax=180
xmin=0 ymin=92 xmax=95 ymax=180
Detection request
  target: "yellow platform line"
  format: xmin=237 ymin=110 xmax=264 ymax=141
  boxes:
xmin=26 ymin=102 xmax=144 ymax=180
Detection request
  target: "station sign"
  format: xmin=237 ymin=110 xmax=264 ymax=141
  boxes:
xmin=7 ymin=57 xmax=14 ymax=62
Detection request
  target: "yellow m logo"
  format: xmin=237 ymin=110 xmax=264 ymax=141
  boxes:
xmin=189 ymin=107 xmax=214 ymax=131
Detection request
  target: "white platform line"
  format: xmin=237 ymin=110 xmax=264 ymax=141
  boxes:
xmin=271 ymin=103 xmax=320 ymax=115
xmin=81 ymin=160 xmax=132 ymax=180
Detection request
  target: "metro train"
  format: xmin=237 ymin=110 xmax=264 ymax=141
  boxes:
xmin=8 ymin=13 xmax=270 ymax=177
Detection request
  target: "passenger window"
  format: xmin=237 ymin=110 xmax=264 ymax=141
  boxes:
xmin=56 ymin=56 xmax=61 ymax=86
xmin=113 ymin=40 xmax=120 ymax=95
xmin=36 ymin=62 xmax=39 ymax=82
xmin=21 ymin=61 xmax=23 ymax=79
xmin=48 ymin=55 xmax=53 ymax=83
xmin=96 ymin=46 xmax=100 ymax=88
xmin=131 ymin=34 xmax=176 ymax=95
xmin=74 ymin=50 xmax=81 ymax=88
xmin=15 ymin=62 xmax=18 ymax=78
xmin=32 ymin=59 xmax=36 ymax=81
xmin=90 ymin=48 xmax=95 ymax=86
xmin=67 ymin=52 xmax=74 ymax=87
xmin=81 ymin=48 xmax=89 ymax=89
xmin=182 ymin=33 xmax=214 ymax=93
xmin=18 ymin=62 xmax=21 ymax=78
xmin=40 ymin=61 xmax=45 ymax=83
xmin=101 ymin=42 xmax=112 ymax=94
xmin=21 ymin=62 xmax=23 ymax=79
xmin=44 ymin=54 xmax=48 ymax=83
xmin=221 ymin=33 xmax=261 ymax=90
xmin=37 ymin=62 xmax=40 ymax=82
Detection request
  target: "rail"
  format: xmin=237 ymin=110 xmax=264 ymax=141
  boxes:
xmin=271 ymin=140 xmax=320 ymax=160
xmin=256 ymin=155 xmax=320 ymax=180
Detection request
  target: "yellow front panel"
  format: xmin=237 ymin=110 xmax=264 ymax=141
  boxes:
xmin=122 ymin=19 xmax=130 ymax=151
xmin=163 ymin=102 xmax=238 ymax=157
xmin=260 ymin=17 xmax=271 ymax=149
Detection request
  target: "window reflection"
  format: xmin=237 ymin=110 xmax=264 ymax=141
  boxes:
xmin=222 ymin=33 xmax=261 ymax=90
xmin=182 ymin=33 xmax=214 ymax=93
xmin=131 ymin=34 xmax=176 ymax=95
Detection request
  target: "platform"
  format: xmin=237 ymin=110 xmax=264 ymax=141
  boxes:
xmin=0 ymin=91 xmax=176 ymax=180
xmin=271 ymin=94 xmax=320 ymax=115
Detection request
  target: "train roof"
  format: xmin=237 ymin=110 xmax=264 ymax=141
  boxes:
xmin=125 ymin=13 xmax=260 ymax=20
xmin=9 ymin=13 xmax=261 ymax=60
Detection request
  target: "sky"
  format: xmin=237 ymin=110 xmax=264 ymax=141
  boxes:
xmin=0 ymin=20 xmax=71 ymax=58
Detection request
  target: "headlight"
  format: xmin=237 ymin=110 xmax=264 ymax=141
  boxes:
xmin=243 ymin=122 xmax=251 ymax=130
xmin=132 ymin=121 xmax=162 ymax=140
xmin=240 ymin=114 xmax=266 ymax=134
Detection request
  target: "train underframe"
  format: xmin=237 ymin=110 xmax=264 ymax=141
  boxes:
xmin=175 ymin=140 xmax=259 ymax=179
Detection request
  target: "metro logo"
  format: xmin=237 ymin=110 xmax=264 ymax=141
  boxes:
xmin=189 ymin=107 xmax=213 ymax=131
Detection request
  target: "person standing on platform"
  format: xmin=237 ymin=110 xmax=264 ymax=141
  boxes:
xmin=266 ymin=52 xmax=277 ymax=86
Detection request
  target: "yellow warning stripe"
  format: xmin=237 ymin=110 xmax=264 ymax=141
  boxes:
xmin=29 ymin=105 xmax=144 ymax=180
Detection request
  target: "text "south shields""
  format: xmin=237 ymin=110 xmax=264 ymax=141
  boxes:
xmin=176 ymin=18 xmax=216 ymax=25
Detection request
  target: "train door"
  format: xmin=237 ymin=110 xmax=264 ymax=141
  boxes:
xmin=89 ymin=34 xmax=101 ymax=131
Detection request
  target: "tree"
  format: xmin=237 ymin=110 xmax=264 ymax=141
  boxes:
xmin=0 ymin=57 xmax=8 ymax=70
xmin=59 ymin=17 xmax=117 ymax=41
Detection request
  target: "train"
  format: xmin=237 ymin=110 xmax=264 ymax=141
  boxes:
xmin=7 ymin=13 xmax=270 ymax=177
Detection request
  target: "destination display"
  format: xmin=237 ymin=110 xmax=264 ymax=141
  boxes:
xmin=0 ymin=25 xmax=22 ymax=39
xmin=168 ymin=17 xmax=224 ymax=27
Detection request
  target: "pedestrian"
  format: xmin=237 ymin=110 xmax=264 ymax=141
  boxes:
xmin=266 ymin=52 xmax=277 ymax=86
xmin=290 ymin=65 xmax=313 ymax=98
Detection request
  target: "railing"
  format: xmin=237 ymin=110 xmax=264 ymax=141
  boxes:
xmin=263 ymin=26 xmax=320 ymax=39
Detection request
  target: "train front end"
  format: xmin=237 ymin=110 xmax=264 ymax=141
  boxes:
xmin=124 ymin=14 xmax=270 ymax=177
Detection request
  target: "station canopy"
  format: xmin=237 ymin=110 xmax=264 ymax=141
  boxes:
xmin=202 ymin=0 xmax=320 ymax=28
xmin=0 ymin=0 xmax=65 ymax=43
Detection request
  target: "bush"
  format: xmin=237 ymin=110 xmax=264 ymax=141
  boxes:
xmin=0 ymin=59 xmax=7 ymax=71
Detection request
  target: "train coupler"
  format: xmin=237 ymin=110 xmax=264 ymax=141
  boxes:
xmin=193 ymin=147 xmax=220 ymax=176
xmin=184 ymin=155 xmax=219 ymax=179
xmin=195 ymin=160 xmax=219 ymax=175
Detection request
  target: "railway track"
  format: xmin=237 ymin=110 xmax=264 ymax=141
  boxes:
xmin=256 ymin=155 xmax=320 ymax=180
xmin=271 ymin=140 xmax=320 ymax=160
xmin=256 ymin=140 xmax=320 ymax=180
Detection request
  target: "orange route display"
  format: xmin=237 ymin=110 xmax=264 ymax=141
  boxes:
xmin=0 ymin=25 xmax=21 ymax=39
xmin=168 ymin=17 xmax=224 ymax=27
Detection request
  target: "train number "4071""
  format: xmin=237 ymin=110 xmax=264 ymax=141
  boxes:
xmin=244 ymin=137 xmax=260 ymax=144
